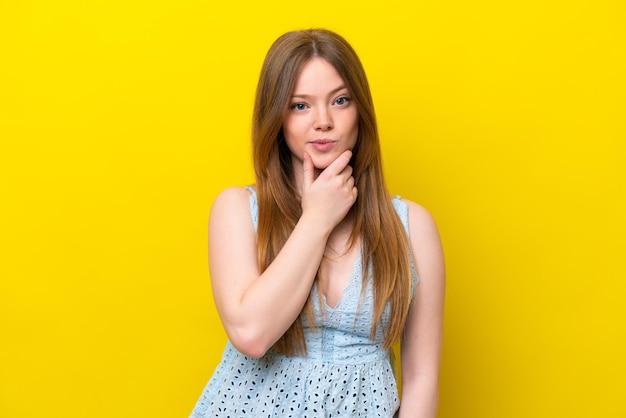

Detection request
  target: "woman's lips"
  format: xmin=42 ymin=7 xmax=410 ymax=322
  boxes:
xmin=310 ymin=140 xmax=336 ymax=152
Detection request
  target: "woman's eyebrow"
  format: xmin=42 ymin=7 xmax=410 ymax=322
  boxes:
xmin=291 ymin=85 xmax=347 ymax=99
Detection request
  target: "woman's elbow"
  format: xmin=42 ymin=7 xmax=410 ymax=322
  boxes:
xmin=226 ymin=325 xmax=273 ymax=359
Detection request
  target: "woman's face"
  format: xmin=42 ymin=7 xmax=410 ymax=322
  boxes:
xmin=282 ymin=58 xmax=359 ymax=172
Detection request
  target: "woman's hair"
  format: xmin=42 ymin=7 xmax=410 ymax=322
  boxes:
xmin=252 ymin=29 xmax=412 ymax=355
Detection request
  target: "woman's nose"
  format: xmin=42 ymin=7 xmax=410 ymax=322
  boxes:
xmin=314 ymin=107 xmax=333 ymax=131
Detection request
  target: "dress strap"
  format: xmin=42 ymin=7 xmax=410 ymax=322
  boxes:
xmin=245 ymin=186 xmax=258 ymax=233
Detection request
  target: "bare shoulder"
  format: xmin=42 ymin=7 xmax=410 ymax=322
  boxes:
xmin=211 ymin=186 xmax=253 ymax=215
xmin=210 ymin=186 xmax=255 ymax=231
xmin=212 ymin=186 xmax=253 ymax=208
xmin=399 ymin=198 xmax=445 ymax=282
xmin=400 ymin=198 xmax=440 ymax=241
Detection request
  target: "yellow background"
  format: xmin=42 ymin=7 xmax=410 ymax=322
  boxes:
xmin=1 ymin=1 xmax=624 ymax=417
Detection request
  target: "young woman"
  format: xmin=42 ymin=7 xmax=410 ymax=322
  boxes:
xmin=190 ymin=29 xmax=445 ymax=417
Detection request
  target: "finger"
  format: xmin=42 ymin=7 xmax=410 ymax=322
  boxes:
xmin=322 ymin=150 xmax=352 ymax=177
xmin=302 ymin=152 xmax=315 ymax=188
xmin=343 ymin=165 xmax=354 ymax=181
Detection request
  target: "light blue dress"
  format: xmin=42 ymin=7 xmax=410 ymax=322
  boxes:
xmin=190 ymin=188 xmax=418 ymax=417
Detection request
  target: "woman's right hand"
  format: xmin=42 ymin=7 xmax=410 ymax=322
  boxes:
xmin=300 ymin=150 xmax=358 ymax=232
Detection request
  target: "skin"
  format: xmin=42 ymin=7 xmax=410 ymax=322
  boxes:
xmin=208 ymin=57 xmax=445 ymax=418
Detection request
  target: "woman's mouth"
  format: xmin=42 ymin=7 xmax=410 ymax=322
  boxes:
xmin=310 ymin=139 xmax=336 ymax=152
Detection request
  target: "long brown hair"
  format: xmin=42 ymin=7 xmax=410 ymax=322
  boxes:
xmin=252 ymin=29 xmax=412 ymax=355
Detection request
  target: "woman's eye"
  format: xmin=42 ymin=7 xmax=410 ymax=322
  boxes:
xmin=334 ymin=96 xmax=350 ymax=106
xmin=291 ymin=103 xmax=307 ymax=111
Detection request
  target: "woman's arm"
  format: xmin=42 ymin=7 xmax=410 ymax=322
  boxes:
xmin=209 ymin=151 xmax=357 ymax=358
xmin=398 ymin=200 xmax=446 ymax=418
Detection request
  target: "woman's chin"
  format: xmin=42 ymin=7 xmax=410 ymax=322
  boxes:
xmin=312 ymin=162 xmax=331 ymax=171
xmin=310 ymin=154 xmax=338 ymax=170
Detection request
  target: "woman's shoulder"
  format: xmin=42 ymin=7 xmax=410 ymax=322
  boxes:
xmin=210 ymin=186 xmax=255 ymax=219
xmin=394 ymin=197 xmax=444 ymax=290
xmin=213 ymin=186 xmax=254 ymax=204
xmin=394 ymin=197 xmax=440 ymax=241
